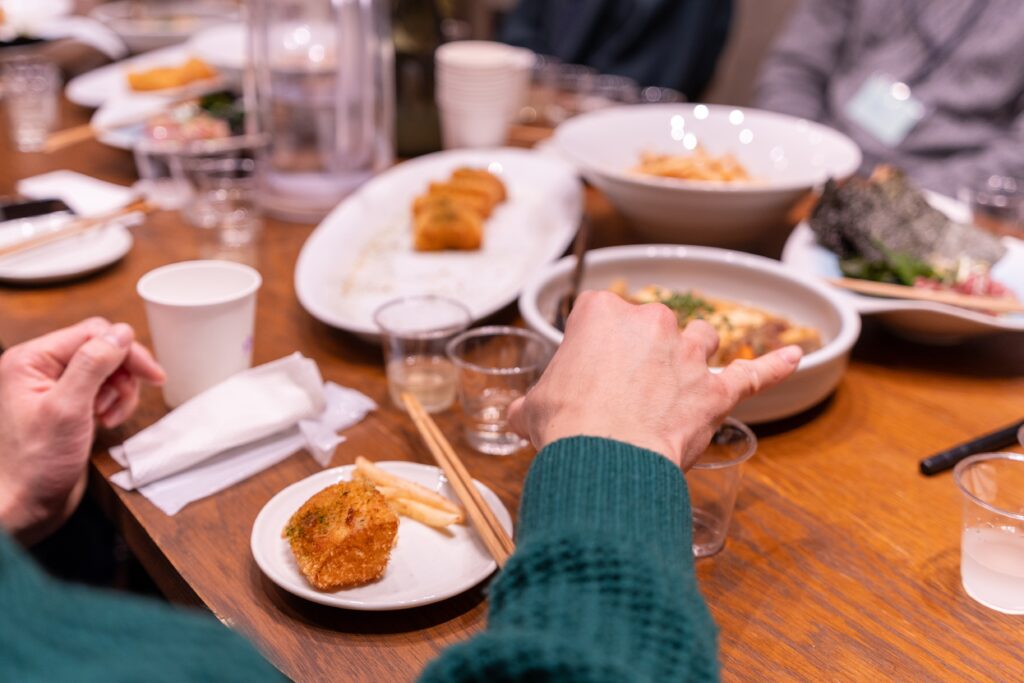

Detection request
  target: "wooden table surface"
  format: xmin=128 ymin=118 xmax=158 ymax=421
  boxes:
xmin=2 ymin=98 xmax=1023 ymax=683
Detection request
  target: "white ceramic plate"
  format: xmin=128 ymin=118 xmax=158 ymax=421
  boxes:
xmin=65 ymin=44 xmax=217 ymax=109
xmin=295 ymin=148 xmax=583 ymax=338
xmin=782 ymin=192 xmax=1024 ymax=342
xmin=89 ymin=0 xmax=238 ymax=55
xmin=0 ymin=214 xmax=133 ymax=284
xmin=188 ymin=22 xmax=245 ymax=73
xmin=251 ymin=462 xmax=513 ymax=610
xmin=519 ymin=244 xmax=862 ymax=424
xmin=0 ymin=0 xmax=72 ymax=41
xmin=554 ymin=104 xmax=861 ymax=248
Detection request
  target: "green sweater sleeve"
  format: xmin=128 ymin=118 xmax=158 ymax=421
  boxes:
xmin=420 ymin=436 xmax=719 ymax=683
xmin=0 ymin=532 xmax=283 ymax=682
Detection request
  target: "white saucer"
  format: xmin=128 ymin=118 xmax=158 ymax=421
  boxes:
xmin=251 ymin=462 xmax=513 ymax=610
xmin=0 ymin=214 xmax=134 ymax=284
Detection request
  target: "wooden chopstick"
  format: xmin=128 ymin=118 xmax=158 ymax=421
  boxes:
xmin=401 ymin=392 xmax=515 ymax=567
xmin=0 ymin=199 xmax=152 ymax=261
xmin=828 ymin=277 xmax=1024 ymax=314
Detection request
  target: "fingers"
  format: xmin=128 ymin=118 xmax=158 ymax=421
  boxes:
xmin=679 ymin=319 xmax=719 ymax=360
xmin=98 ymin=373 xmax=141 ymax=428
xmin=55 ymin=323 xmax=134 ymax=406
xmin=718 ymin=345 xmax=803 ymax=405
xmin=123 ymin=342 xmax=166 ymax=385
xmin=27 ymin=317 xmax=111 ymax=365
xmin=506 ymin=395 xmax=528 ymax=438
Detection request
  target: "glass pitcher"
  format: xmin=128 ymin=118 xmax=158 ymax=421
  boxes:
xmin=247 ymin=0 xmax=395 ymax=223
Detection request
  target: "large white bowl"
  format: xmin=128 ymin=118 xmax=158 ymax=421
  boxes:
xmin=554 ymin=104 xmax=861 ymax=248
xmin=519 ymin=245 xmax=862 ymax=424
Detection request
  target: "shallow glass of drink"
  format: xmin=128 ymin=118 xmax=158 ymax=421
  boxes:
xmin=958 ymin=173 xmax=1024 ymax=238
xmin=374 ymin=296 xmax=471 ymax=414
xmin=3 ymin=57 xmax=60 ymax=152
xmin=687 ymin=418 xmax=757 ymax=558
xmin=954 ymin=452 xmax=1024 ymax=614
xmin=446 ymin=326 xmax=551 ymax=456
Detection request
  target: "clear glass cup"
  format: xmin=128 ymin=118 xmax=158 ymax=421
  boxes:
xmin=2 ymin=57 xmax=60 ymax=152
xmin=954 ymin=452 xmax=1024 ymax=614
xmin=639 ymin=86 xmax=686 ymax=104
xmin=958 ymin=173 xmax=1024 ymax=238
xmin=578 ymin=74 xmax=640 ymax=113
xmin=447 ymin=326 xmax=552 ymax=456
xmin=184 ymin=156 xmax=263 ymax=248
xmin=687 ymin=418 xmax=757 ymax=557
xmin=374 ymin=296 xmax=472 ymax=414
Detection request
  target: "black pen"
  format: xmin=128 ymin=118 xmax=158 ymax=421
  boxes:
xmin=919 ymin=419 xmax=1024 ymax=476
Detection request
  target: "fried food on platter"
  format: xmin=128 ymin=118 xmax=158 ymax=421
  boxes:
xmin=283 ymin=480 xmax=398 ymax=591
xmin=413 ymin=197 xmax=483 ymax=251
xmin=126 ymin=57 xmax=218 ymax=92
xmin=354 ymin=456 xmax=464 ymax=523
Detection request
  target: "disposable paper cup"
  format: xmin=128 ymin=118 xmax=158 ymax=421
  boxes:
xmin=138 ymin=260 xmax=261 ymax=407
xmin=439 ymin=106 xmax=510 ymax=149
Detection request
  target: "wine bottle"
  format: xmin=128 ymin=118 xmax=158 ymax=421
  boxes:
xmin=392 ymin=0 xmax=443 ymax=156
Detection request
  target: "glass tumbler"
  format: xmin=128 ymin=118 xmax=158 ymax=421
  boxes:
xmin=688 ymin=418 xmax=757 ymax=558
xmin=958 ymin=173 xmax=1024 ymax=238
xmin=374 ymin=296 xmax=471 ymax=414
xmin=954 ymin=452 xmax=1024 ymax=614
xmin=447 ymin=326 xmax=552 ymax=456
xmin=183 ymin=156 xmax=263 ymax=248
xmin=2 ymin=57 xmax=60 ymax=152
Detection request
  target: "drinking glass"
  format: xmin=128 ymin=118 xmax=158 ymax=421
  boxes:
xmin=374 ymin=296 xmax=471 ymax=414
xmin=958 ymin=173 xmax=1024 ymax=238
xmin=954 ymin=452 xmax=1024 ymax=614
xmin=183 ymin=156 xmax=263 ymax=248
xmin=2 ymin=57 xmax=60 ymax=152
xmin=579 ymin=74 xmax=640 ymax=113
xmin=639 ymin=86 xmax=685 ymax=104
xmin=447 ymin=326 xmax=552 ymax=455
xmin=687 ymin=418 xmax=757 ymax=557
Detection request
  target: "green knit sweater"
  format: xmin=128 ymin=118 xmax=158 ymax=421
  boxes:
xmin=0 ymin=437 xmax=718 ymax=682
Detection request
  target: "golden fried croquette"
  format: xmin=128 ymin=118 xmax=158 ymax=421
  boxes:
xmin=127 ymin=57 xmax=218 ymax=91
xmin=413 ymin=182 xmax=495 ymax=218
xmin=451 ymin=167 xmax=507 ymax=203
xmin=413 ymin=197 xmax=483 ymax=251
xmin=283 ymin=480 xmax=399 ymax=591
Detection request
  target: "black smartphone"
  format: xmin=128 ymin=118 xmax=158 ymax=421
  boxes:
xmin=0 ymin=198 xmax=74 ymax=222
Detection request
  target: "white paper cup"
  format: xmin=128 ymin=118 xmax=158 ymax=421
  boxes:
xmin=439 ymin=105 xmax=511 ymax=148
xmin=138 ymin=260 xmax=262 ymax=407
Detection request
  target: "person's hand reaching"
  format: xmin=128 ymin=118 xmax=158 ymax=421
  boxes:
xmin=508 ymin=291 xmax=802 ymax=470
xmin=0 ymin=318 xmax=165 ymax=544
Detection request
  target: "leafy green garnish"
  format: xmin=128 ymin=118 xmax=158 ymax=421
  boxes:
xmin=199 ymin=91 xmax=245 ymax=134
xmin=840 ymin=244 xmax=937 ymax=286
xmin=660 ymin=291 xmax=714 ymax=323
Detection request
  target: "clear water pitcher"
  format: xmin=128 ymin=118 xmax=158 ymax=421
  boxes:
xmin=247 ymin=0 xmax=395 ymax=222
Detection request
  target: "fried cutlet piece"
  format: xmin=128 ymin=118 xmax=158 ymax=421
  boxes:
xmin=451 ymin=167 xmax=507 ymax=204
xmin=415 ymin=181 xmax=497 ymax=218
xmin=283 ymin=480 xmax=399 ymax=591
xmin=413 ymin=196 xmax=483 ymax=251
xmin=127 ymin=57 xmax=218 ymax=91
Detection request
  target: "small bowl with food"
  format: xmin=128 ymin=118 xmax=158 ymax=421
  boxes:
xmin=553 ymin=104 xmax=861 ymax=248
xmin=519 ymin=244 xmax=862 ymax=424
xmin=90 ymin=0 xmax=239 ymax=54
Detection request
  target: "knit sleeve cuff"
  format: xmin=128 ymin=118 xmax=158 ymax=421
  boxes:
xmin=517 ymin=436 xmax=691 ymax=550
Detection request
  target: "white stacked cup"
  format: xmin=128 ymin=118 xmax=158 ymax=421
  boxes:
xmin=435 ymin=41 xmax=535 ymax=149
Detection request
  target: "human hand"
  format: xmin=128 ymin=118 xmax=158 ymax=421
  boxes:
xmin=0 ymin=318 xmax=165 ymax=544
xmin=508 ymin=291 xmax=802 ymax=470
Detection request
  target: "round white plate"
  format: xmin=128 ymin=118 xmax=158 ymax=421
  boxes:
xmin=251 ymin=462 xmax=513 ymax=610
xmin=66 ymin=44 xmax=206 ymax=109
xmin=188 ymin=22 xmax=245 ymax=73
xmin=294 ymin=147 xmax=583 ymax=339
xmin=782 ymin=192 xmax=1024 ymax=342
xmin=0 ymin=217 xmax=133 ymax=284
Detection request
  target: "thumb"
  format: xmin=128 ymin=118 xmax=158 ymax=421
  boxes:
xmin=56 ymin=323 xmax=134 ymax=405
xmin=506 ymin=395 xmax=528 ymax=439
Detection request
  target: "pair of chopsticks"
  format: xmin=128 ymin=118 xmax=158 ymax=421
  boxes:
xmin=0 ymin=199 xmax=152 ymax=262
xmin=919 ymin=419 xmax=1024 ymax=475
xmin=828 ymin=277 xmax=1024 ymax=314
xmin=401 ymin=392 xmax=514 ymax=568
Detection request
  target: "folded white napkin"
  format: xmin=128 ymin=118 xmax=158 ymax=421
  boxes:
xmin=17 ymin=171 xmax=137 ymax=217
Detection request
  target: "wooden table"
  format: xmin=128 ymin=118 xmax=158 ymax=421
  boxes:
xmin=2 ymin=99 xmax=1023 ymax=683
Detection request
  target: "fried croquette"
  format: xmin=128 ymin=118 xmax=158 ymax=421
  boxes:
xmin=413 ymin=197 xmax=483 ymax=251
xmin=283 ymin=480 xmax=399 ymax=591
xmin=127 ymin=57 xmax=218 ymax=91
xmin=451 ymin=167 xmax=507 ymax=203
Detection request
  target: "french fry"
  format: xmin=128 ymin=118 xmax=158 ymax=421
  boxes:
xmin=354 ymin=456 xmax=465 ymax=522
xmin=386 ymin=496 xmax=463 ymax=529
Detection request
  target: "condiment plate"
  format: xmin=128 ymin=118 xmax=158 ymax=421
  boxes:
xmin=782 ymin=192 xmax=1024 ymax=342
xmin=251 ymin=462 xmax=513 ymax=610
xmin=294 ymin=147 xmax=583 ymax=340
xmin=0 ymin=215 xmax=133 ymax=284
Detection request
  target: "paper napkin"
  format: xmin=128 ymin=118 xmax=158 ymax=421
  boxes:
xmin=17 ymin=171 xmax=137 ymax=217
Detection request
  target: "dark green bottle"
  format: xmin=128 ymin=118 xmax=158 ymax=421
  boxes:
xmin=392 ymin=0 xmax=443 ymax=157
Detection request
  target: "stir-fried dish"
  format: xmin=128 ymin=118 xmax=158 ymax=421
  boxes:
xmin=633 ymin=149 xmax=751 ymax=183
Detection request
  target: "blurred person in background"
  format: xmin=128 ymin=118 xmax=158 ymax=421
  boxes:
xmin=756 ymin=0 xmax=1024 ymax=196
xmin=500 ymin=0 xmax=733 ymax=99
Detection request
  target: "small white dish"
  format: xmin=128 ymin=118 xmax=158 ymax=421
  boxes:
xmin=0 ymin=214 xmax=134 ymax=284
xmin=519 ymin=244 xmax=862 ymax=424
xmin=251 ymin=462 xmax=513 ymax=610
xmin=782 ymin=192 xmax=1024 ymax=343
xmin=294 ymin=147 xmax=583 ymax=339
xmin=554 ymin=104 xmax=861 ymax=248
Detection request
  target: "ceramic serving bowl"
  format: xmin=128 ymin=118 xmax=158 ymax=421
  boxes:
xmin=553 ymin=104 xmax=861 ymax=248
xmin=519 ymin=244 xmax=862 ymax=424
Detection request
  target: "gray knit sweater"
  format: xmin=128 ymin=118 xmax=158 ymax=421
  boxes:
xmin=756 ymin=0 xmax=1024 ymax=196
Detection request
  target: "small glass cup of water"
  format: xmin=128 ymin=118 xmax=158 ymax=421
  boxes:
xmin=447 ymin=326 xmax=551 ymax=456
xmin=184 ymin=156 xmax=264 ymax=249
xmin=2 ymin=57 xmax=60 ymax=152
xmin=374 ymin=296 xmax=472 ymax=414
xmin=959 ymin=173 xmax=1024 ymax=238
xmin=954 ymin=452 xmax=1024 ymax=614
xmin=687 ymin=418 xmax=757 ymax=558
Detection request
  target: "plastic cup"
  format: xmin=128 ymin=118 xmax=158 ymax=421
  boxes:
xmin=447 ymin=326 xmax=551 ymax=455
xmin=687 ymin=418 xmax=757 ymax=557
xmin=137 ymin=260 xmax=262 ymax=407
xmin=374 ymin=296 xmax=471 ymax=414
xmin=954 ymin=452 xmax=1024 ymax=614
